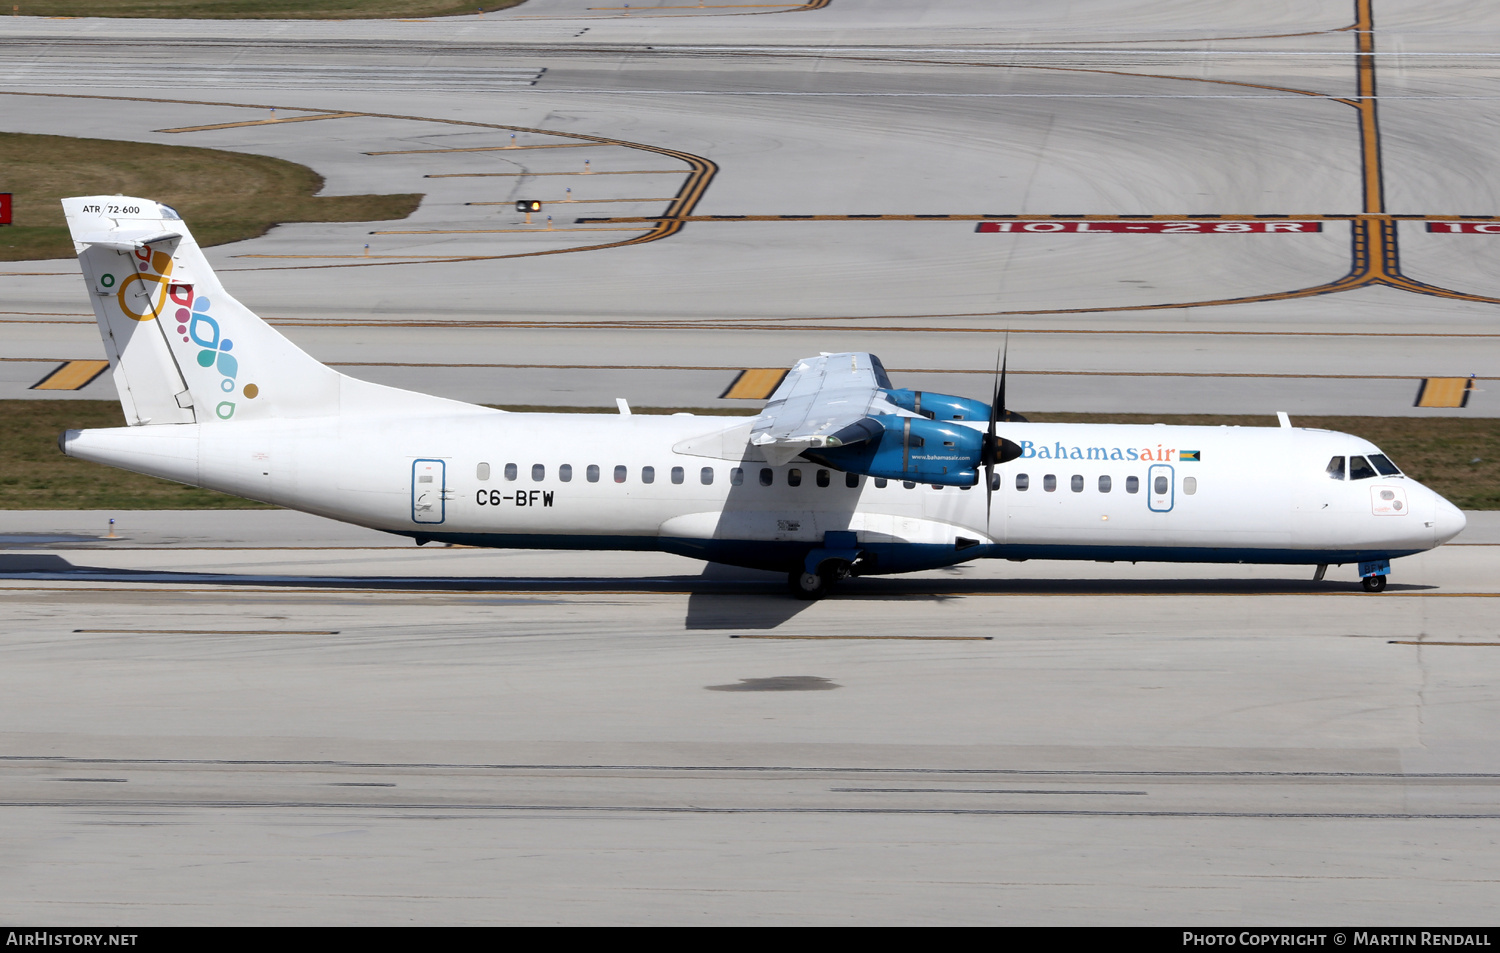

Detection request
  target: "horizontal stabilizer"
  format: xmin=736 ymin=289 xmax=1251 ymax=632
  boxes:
xmin=71 ymin=227 xmax=183 ymax=252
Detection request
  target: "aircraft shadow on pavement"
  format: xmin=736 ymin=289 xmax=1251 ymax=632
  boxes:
xmin=684 ymin=563 xmax=813 ymax=630
xmin=0 ymin=555 xmax=1436 ymax=604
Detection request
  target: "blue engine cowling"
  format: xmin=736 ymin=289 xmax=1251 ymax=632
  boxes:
xmin=883 ymin=388 xmax=991 ymax=422
xmin=806 ymin=414 xmax=983 ymax=486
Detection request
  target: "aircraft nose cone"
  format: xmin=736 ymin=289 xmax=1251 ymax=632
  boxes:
xmin=1433 ymin=494 xmax=1467 ymax=545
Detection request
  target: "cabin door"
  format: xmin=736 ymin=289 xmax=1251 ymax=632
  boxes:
xmin=411 ymin=458 xmax=446 ymax=524
xmin=1147 ymin=464 xmax=1175 ymax=513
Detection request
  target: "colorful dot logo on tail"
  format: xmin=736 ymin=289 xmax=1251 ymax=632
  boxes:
xmin=162 ymin=271 xmax=256 ymax=415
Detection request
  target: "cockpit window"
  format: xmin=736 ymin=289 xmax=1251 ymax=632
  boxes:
xmin=1369 ymin=453 xmax=1401 ymax=476
xmin=1326 ymin=456 xmax=1345 ymax=480
xmin=1348 ymin=455 xmax=1378 ymax=480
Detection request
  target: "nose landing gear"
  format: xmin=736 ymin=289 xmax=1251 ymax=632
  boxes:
xmin=1358 ymin=558 xmax=1392 ymax=593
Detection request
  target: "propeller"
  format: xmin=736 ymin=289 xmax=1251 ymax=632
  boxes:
xmin=983 ymin=337 xmax=1026 ymax=526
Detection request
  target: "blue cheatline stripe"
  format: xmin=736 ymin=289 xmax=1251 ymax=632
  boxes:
xmin=384 ymin=529 xmax=1417 ymax=576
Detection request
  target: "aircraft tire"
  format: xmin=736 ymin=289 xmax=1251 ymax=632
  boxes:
xmin=1361 ymin=574 xmax=1388 ymax=593
xmin=789 ymin=570 xmax=831 ymax=600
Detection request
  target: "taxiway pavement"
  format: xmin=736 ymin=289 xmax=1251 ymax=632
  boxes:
xmin=2 ymin=509 xmax=1500 ymax=923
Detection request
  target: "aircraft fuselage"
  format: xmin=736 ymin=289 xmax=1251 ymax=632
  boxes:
xmin=63 ymin=412 xmax=1465 ymax=576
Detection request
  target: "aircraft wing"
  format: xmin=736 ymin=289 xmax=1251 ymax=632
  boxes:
xmin=749 ymin=352 xmax=895 ymax=465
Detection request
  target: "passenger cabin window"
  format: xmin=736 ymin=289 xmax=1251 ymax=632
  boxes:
xmin=701 ymin=467 xmax=715 ymax=485
xmin=532 ymin=464 xmax=545 ymax=482
xmin=1326 ymin=456 xmax=1345 ymax=480
xmin=1126 ymin=476 xmax=1140 ymax=494
xmin=731 ymin=468 xmax=744 ymax=486
xmin=788 ymin=468 xmax=802 ymax=487
xmin=642 ymin=466 xmax=655 ymax=484
xmin=816 ymin=469 xmax=830 ymax=488
xmin=1043 ymin=474 xmax=1057 ymax=492
xmin=990 ymin=472 xmax=1001 ymax=492
xmin=1183 ymin=476 xmax=1197 ymax=495
xmin=559 ymin=464 xmax=573 ymax=483
xmin=504 ymin=463 xmax=518 ymax=481
xmin=1070 ymin=475 xmax=1084 ymax=493
xmin=1154 ymin=475 xmax=1169 ymax=495
xmin=476 ymin=462 xmax=490 ymax=481
xmin=1016 ymin=474 xmax=1029 ymax=491
xmin=1349 ymin=456 xmax=1378 ymax=481
xmin=1098 ymin=475 xmax=1111 ymax=493
xmin=613 ymin=465 xmax=627 ymax=484
xmin=846 ymin=473 xmax=859 ymax=488
xmin=671 ymin=466 xmax=684 ymax=485
xmin=875 ymin=478 xmax=888 ymax=488
xmin=759 ymin=468 xmax=773 ymax=487
xmin=903 ymin=481 xmax=916 ymax=489
xmin=587 ymin=464 xmax=600 ymax=483
xmin=1369 ymin=453 xmax=1401 ymax=476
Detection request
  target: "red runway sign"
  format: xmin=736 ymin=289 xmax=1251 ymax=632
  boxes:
xmin=976 ymin=220 xmax=1322 ymax=234
xmin=0 ymin=193 xmax=10 ymax=226
xmin=1427 ymin=222 xmax=1500 ymax=233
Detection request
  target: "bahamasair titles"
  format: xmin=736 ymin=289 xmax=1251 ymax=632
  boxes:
xmin=59 ymin=197 xmax=1466 ymax=598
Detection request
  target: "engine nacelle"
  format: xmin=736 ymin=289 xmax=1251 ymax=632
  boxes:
xmin=883 ymin=388 xmax=991 ymax=422
xmin=807 ymin=414 xmax=983 ymax=486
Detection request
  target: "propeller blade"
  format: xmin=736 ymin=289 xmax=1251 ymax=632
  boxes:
xmin=985 ymin=335 xmax=1017 ymax=529
xmin=985 ymin=344 xmax=1004 ymax=525
xmin=996 ymin=336 xmax=1009 ymax=423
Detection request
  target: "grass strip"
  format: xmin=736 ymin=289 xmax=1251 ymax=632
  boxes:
xmin=4 ymin=1 xmax=523 ymax=18
xmin=3 ymin=401 xmax=1495 ymax=510
xmin=0 ymin=132 xmax=421 ymax=261
xmin=1 ymin=400 xmax=271 ymax=509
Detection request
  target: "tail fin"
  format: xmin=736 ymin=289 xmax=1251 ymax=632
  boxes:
xmin=63 ymin=196 xmax=340 ymax=426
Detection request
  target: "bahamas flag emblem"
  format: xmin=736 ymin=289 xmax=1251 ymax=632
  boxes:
xmin=1179 ymin=450 xmax=1200 ymax=462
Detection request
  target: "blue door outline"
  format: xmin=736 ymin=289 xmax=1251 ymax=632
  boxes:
xmin=411 ymin=458 xmax=446 ymax=524
xmin=1147 ymin=463 xmax=1175 ymax=513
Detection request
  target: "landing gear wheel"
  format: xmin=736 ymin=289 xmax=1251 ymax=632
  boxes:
xmin=1362 ymin=574 xmax=1388 ymax=593
xmin=789 ymin=570 xmax=831 ymax=600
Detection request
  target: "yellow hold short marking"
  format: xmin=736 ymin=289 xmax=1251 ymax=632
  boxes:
xmin=721 ymin=368 xmax=788 ymax=400
xmin=1414 ymin=377 xmax=1472 ymax=408
xmin=31 ymin=359 xmax=110 ymax=391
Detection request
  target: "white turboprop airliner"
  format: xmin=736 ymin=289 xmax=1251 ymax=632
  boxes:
xmin=59 ymin=196 xmax=1466 ymax=597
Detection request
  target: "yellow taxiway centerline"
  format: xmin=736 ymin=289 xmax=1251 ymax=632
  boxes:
xmin=157 ymin=112 xmax=361 ymax=134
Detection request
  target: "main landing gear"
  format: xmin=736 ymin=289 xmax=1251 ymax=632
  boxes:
xmin=789 ymin=569 xmax=833 ymax=600
xmin=789 ymin=536 xmax=866 ymax=600
xmin=788 ymin=558 xmax=858 ymax=600
xmin=1361 ymin=574 xmax=1387 ymax=593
